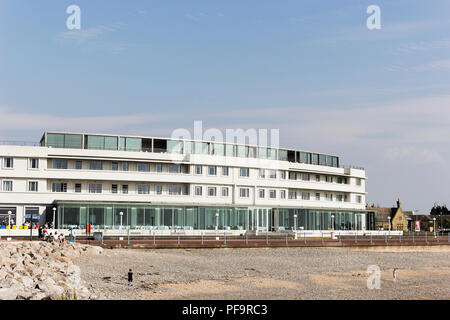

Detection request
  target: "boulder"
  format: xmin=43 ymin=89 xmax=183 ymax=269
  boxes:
xmin=0 ymin=287 xmax=18 ymax=300
xmin=21 ymin=276 xmax=34 ymax=288
xmin=84 ymin=246 xmax=103 ymax=256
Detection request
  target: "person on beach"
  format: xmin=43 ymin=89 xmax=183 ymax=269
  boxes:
xmin=393 ymin=268 xmax=398 ymax=282
xmin=128 ymin=269 xmax=133 ymax=285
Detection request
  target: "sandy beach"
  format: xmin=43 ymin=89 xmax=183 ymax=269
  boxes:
xmin=73 ymin=246 xmax=450 ymax=300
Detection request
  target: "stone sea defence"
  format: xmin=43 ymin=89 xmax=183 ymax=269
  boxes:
xmin=0 ymin=241 xmax=103 ymax=300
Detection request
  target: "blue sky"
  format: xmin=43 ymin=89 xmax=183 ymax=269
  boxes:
xmin=0 ymin=0 xmax=449 ymax=213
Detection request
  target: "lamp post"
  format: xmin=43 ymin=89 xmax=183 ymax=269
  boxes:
xmin=120 ymin=211 xmax=123 ymax=230
xmin=52 ymin=207 xmax=56 ymax=229
xmin=388 ymin=216 xmax=391 ymax=233
xmin=293 ymin=214 xmax=297 ymax=231
xmin=433 ymin=217 xmax=436 ymax=238
xmin=8 ymin=210 xmax=11 ymax=228
xmin=215 ymin=212 xmax=219 ymax=231
xmin=331 ymin=215 xmax=335 ymax=231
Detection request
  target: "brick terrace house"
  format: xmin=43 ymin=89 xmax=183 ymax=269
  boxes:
xmin=367 ymin=199 xmax=413 ymax=232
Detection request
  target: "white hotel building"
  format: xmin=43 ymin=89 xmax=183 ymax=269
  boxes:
xmin=0 ymin=131 xmax=376 ymax=232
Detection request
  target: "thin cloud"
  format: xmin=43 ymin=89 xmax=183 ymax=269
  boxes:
xmin=57 ymin=25 xmax=116 ymax=44
xmin=413 ymin=59 xmax=450 ymax=71
xmin=396 ymin=38 xmax=450 ymax=54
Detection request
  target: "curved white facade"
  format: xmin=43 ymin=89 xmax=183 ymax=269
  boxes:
xmin=0 ymin=131 xmax=372 ymax=232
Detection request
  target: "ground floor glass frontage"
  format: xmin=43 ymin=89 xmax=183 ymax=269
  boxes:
xmin=56 ymin=203 xmax=377 ymax=231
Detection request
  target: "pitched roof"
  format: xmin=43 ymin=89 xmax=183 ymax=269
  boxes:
xmin=366 ymin=203 xmax=414 ymax=222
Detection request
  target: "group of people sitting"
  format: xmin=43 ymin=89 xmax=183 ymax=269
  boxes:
xmin=39 ymin=227 xmax=66 ymax=243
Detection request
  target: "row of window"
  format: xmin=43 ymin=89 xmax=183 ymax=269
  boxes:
xmin=49 ymin=159 xmax=363 ymax=185
xmin=0 ymin=180 xmax=363 ymax=203
xmin=1 ymin=180 xmax=39 ymax=192
xmin=44 ymin=133 xmax=340 ymax=168
xmin=1 ymin=158 xmax=39 ymax=170
xmin=50 ymin=183 xmax=189 ymax=195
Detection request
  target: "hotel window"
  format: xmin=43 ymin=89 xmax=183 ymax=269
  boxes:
xmin=300 ymin=152 xmax=311 ymax=164
xmin=301 ymin=173 xmax=310 ymax=181
xmin=225 ymin=144 xmax=235 ymax=157
xmin=222 ymin=187 xmax=229 ymax=197
xmin=312 ymin=154 xmax=319 ymax=165
xmin=3 ymin=157 xmax=13 ymax=168
xmin=326 ymin=176 xmax=333 ymax=183
xmin=29 ymin=158 xmax=39 ymax=169
xmin=168 ymin=186 xmax=182 ymax=195
xmin=89 ymin=184 xmax=102 ymax=193
xmin=301 ymin=192 xmax=310 ymax=200
xmin=315 ymin=175 xmax=320 ymax=182
xmin=240 ymin=188 xmax=249 ymax=198
xmin=137 ymin=185 xmax=150 ymax=194
xmin=356 ymin=178 xmax=362 ymax=186
xmin=75 ymin=160 xmax=82 ymax=170
xmin=208 ymin=166 xmax=217 ymax=176
xmin=195 ymin=165 xmax=202 ymax=175
xmin=89 ymin=161 xmax=103 ymax=170
xmin=52 ymin=159 xmax=68 ymax=169
xmin=280 ymin=171 xmax=286 ymax=179
xmin=258 ymin=169 xmax=265 ymax=179
xmin=278 ymin=150 xmax=288 ymax=161
xmin=269 ymin=190 xmax=276 ymax=199
xmin=289 ymin=172 xmax=296 ymax=180
xmin=122 ymin=162 xmax=129 ymax=171
xmin=280 ymin=190 xmax=286 ymax=199
xmin=208 ymin=187 xmax=217 ymax=196
xmin=168 ymin=164 xmax=181 ymax=173
xmin=156 ymin=185 xmax=162 ymax=195
xmin=337 ymin=177 xmax=343 ymax=184
xmin=319 ymin=154 xmax=326 ymax=166
xmin=52 ymin=183 xmax=67 ymax=193
xmin=112 ymin=162 xmax=118 ymax=171
xmin=138 ymin=163 xmax=150 ymax=172
xmin=239 ymin=168 xmax=249 ymax=177
xmin=357 ymin=195 xmax=362 ymax=203
xmin=336 ymin=195 xmax=343 ymax=202
xmin=213 ymin=143 xmax=225 ymax=156
xmin=237 ymin=145 xmax=247 ymax=158
xmin=111 ymin=184 xmax=118 ymax=194
xmin=259 ymin=189 xmax=265 ymax=198
xmin=195 ymin=186 xmax=202 ymax=196
xmin=315 ymin=193 xmax=320 ymax=200
xmin=28 ymin=181 xmax=38 ymax=192
xmin=288 ymin=191 xmax=297 ymax=199
xmin=75 ymin=183 xmax=82 ymax=193
xmin=3 ymin=180 xmax=13 ymax=191
xmin=122 ymin=185 xmax=129 ymax=194
xmin=325 ymin=193 xmax=333 ymax=201
xmin=344 ymin=195 xmax=348 ymax=202
xmin=269 ymin=170 xmax=276 ymax=179
xmin=156 ymin=163 xmax=162 ymax=173
xmin=222 ymin=167 xmax=229 ymax=176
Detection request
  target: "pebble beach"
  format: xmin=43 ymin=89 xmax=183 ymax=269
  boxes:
xmin=73 ymin=246 xmax=450 ymax=300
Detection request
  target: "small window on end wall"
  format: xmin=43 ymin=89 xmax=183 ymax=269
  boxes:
xmin=28 ymin=181 xmax=38 ymax=192
xmin=29 ymin=159 xmax=39 ymax=169
xmin=3 ymin=158 xmax=13 ymax=168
